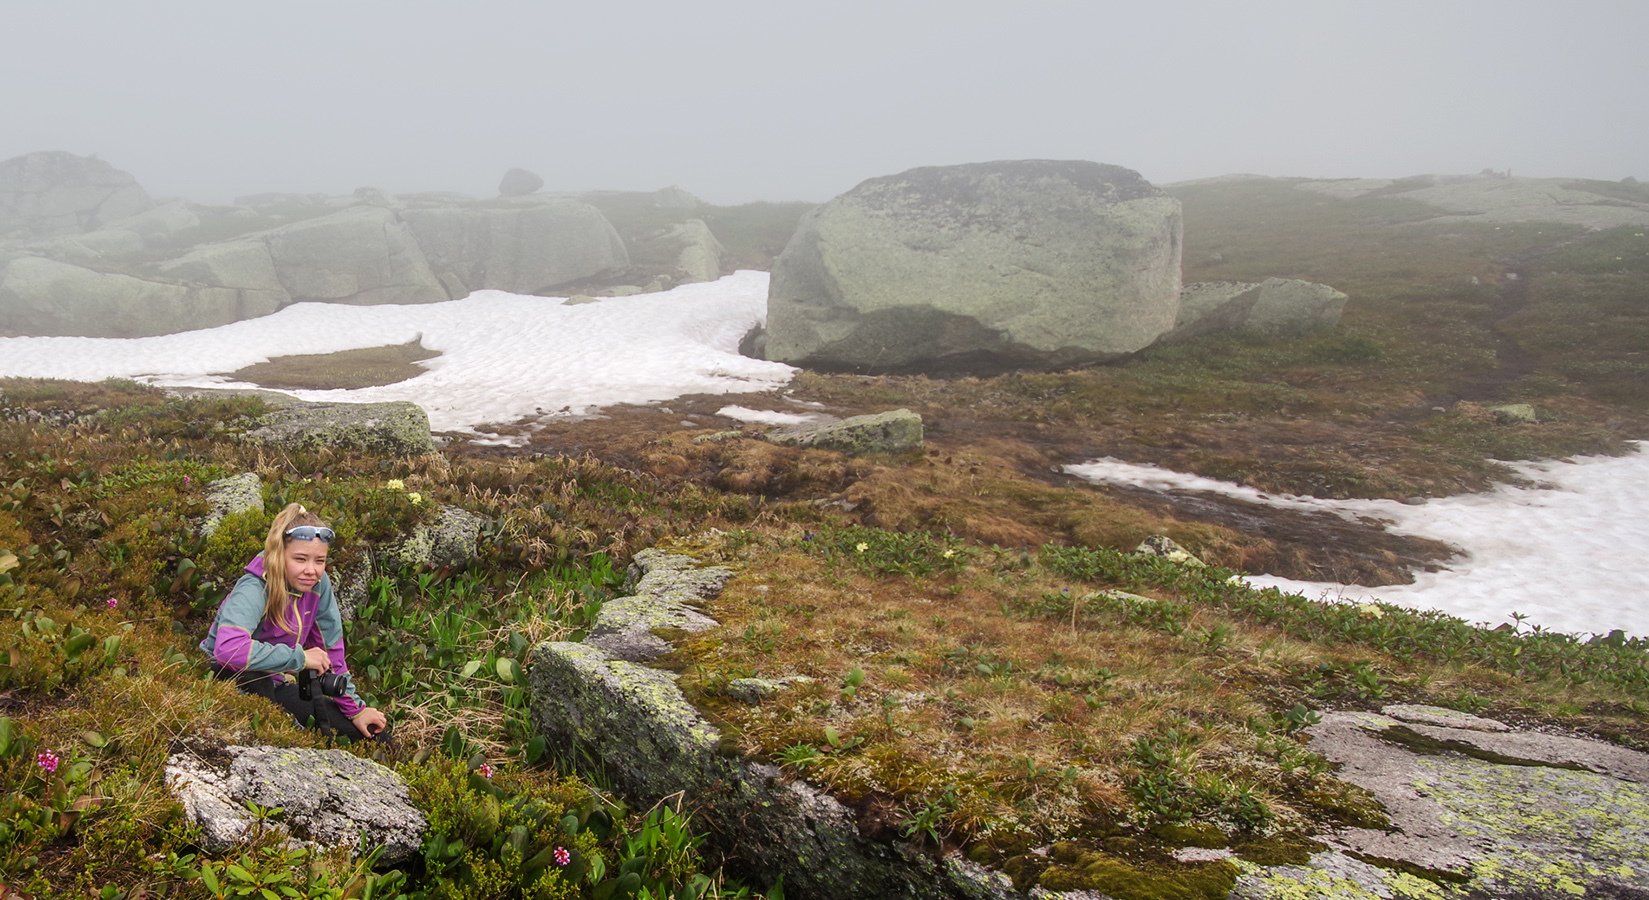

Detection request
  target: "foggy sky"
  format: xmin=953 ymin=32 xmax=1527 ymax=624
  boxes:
xmin=3 ymin=0 xmax=1643 ymax=206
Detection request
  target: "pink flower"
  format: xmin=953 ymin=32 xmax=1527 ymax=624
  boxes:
xmin=554 ymin=846 xmax=571 ymax=867
xmin=476 ymin=763 xmax=494 ymax=779
xmin=183 ymin=476 xmax=192 ymax=485
xmin=36 ymin=751 xmax=60 ymax=774
xmin=106 ymin=596 xmax=118 ymax=610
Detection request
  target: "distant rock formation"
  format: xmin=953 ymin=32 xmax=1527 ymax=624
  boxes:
xmin=764 ymin=160 xmax=1183 ymax=375
xmin=0 ymin=150 xmax=152 ymax=239
xmin=0 ymin=152 xmax=631 ymax=337
xmin=401 ymin=200 xmax=628 ymax=296
xmin=497 ymin=167 xmax=544 ymax=196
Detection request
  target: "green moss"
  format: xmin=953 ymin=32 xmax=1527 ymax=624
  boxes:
xmin=1150 ymin=822 xmax=1228 ymax=848
xmin=1038 ymin=843 xmax=1239 ymax=900
xmin=1301 ymin=782 xmax=1392 ymax=830
xmin=1232 ymin=834 xmax=1327 ymax=867
xmin=1377 ymin=725 xmax=1591 ymax=771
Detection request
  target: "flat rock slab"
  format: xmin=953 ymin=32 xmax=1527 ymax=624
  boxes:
xmin=766 ymin=408 xmax=923 ymax=455
xmin=1232 ymin=709 xmax=1649 ymax=898
xmin=165 ymin=744 xmax=425 ymax=863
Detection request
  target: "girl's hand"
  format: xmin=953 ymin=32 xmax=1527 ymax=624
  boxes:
xmin=303 ymin=646 xmax=331 ymax=673
xmin=351 ymin=707 xmax=388 ymax=738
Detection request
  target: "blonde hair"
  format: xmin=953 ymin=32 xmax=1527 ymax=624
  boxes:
xmin=261 ymin=502 xmax=330 ymax=635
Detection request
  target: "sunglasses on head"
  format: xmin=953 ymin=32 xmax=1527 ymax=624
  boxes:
xmin=284 ymin=526 xmax=336 ymax=543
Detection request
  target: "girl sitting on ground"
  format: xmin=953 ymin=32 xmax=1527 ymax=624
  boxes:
xmin=200 ymin=502 xmax=388 ymax=740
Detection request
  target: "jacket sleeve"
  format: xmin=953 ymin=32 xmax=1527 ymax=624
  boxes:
xmin=204 ymin=574 xmax=306 ymax=674
xmin=308 ymin=574 xmax=366 ymax=718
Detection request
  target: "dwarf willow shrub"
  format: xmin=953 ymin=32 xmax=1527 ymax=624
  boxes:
xmin=805 ymin=525 xmax=970 ymax=577
xmin=1037 ymin=545 xmax=1649 ymax=694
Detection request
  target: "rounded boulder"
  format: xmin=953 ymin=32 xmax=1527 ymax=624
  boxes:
xmin=764 ymin=160 xmax=1183 ymax=375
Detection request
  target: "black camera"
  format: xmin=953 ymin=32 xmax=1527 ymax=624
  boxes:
xmin=298 ymin=668 xmax=348 ymax=701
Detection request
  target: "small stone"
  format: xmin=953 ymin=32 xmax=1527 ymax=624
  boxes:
xmin=1134 ymin=535 xmax=1205 ymax=567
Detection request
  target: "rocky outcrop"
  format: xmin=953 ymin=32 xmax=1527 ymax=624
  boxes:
xmin=263 ymin=206 xmax=447 ymax=306
xmin=0 ymin=256 xmax=255 ymax=338
xmin=1231 ymin=705 xmax=1649 ymax=898
xmin=0 ymin=151 xmax=152 ymax=239
xmin=529 ymin=550 xmax=997 ymax=900
xmin=664 ymin=218 xmax=724 ymax=283
xmin=498 ymin=168 xmax=545 ymax=196
xmin=764 ymin=160 xmax=1183 ymax=375
xmin=165 ymin=744 xmax=425 ymax=863
xmin=766 ymin=409 xmax=924 ymax=455
xmin=400 ymin=199 xmax=629 ymax=296
xmin=244 ymin=399 xmax=435 ymax=456
xmin=0 ymin=151 xmax=633 ymax=336
xmin=1164 ymin=278 xmax=1349 ymax=342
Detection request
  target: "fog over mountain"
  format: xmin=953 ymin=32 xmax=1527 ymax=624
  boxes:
xmin=2 ymin=0 xmax=1642 ymax=205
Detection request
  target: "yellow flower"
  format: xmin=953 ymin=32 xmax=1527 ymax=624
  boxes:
xmin=386 ymin=479 xmax=405 ymax=491
xmin=855 ymin=542 xmax=869 ymax=553
xmin=1358 ymin=603 xmax=1384 ymax=619
xmin=941 ymin=548 xmax=955 ymax=559
xmin=407 ymin=492 xmax=423 ymax=504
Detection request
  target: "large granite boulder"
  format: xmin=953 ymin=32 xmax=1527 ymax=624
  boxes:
xmin=665 ymin=218 xmax=724 ymax=283
xmin=165 ymin=744 xmax=425 ymax=863
xmin=263 ymin=206 xmax=447 ymax=305
xmin=0 ymin=151 xmax=152 ymax=239
xmin=764 ymin=160 xmax=1183 ymax=375
xmin=400 ymin=199 xmax=628 ymax=296
xmin=0 ymin=256 xmax=254 ymax=338
xmin=1165 ymin=278 xmax=1349 ymax=342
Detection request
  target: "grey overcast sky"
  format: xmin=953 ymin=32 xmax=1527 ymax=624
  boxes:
xmin=2 ymin=0 xmax=1643 ymax=206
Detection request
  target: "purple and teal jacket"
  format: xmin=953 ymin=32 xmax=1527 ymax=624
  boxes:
xmin=199 ymin=554 xmax=364 ymax=718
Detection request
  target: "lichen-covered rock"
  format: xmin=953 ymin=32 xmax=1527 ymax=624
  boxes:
xmin=1228 ymin=709 xmax=1649 ymax=898
xmin=244 ymin=399 xmax=434 ymax=456
xmin=165 ymin=744 xmax=425 ymax=862
xmin=1134 ymin=535 xmax=1205 ymax=567
xmin=200 ymin=473 xmax=263 ymax=539
xmin=623 ymin=549 xmax=734 ymax=602
xmin=585 ymin=550 xmax=730 ymax=661
xmin=766 ymin=409 xmax=923 ymax=455
xmin=377 ymin=504 xmax=485 ymax=573
xmin=764 ymin=159 xmax=1182 ymax=375
xmin=1165 ymin=278 xmax=1349 ymax=343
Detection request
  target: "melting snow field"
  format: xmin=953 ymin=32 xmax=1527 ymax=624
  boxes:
xmin=1066 ymin=449 xmax=1649 ymax=639
xmin=0 ymin=270 xmax=795 ymax=435
xmin=2 ymin=267 xmax=1644 ymax=638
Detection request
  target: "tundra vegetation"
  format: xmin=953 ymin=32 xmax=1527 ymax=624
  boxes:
xmin=1 ymin=177 xmax=1646 ymax=899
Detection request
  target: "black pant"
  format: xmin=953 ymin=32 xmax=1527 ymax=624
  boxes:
xmin=214 ymin=667 xmax=388 ymax=742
